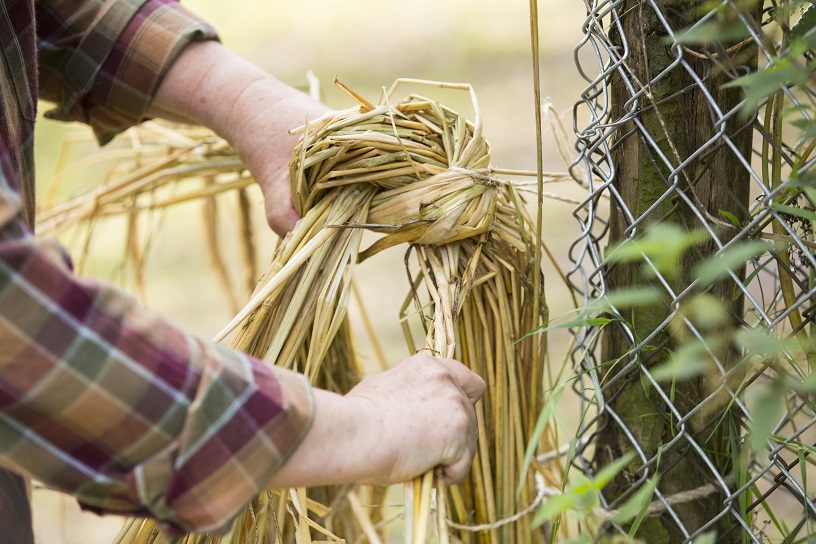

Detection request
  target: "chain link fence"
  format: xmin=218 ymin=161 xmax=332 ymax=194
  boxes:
xmin=566 ymin=0 xmax=816 ymax=542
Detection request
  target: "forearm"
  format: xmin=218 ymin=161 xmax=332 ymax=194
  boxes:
xmin=150 ymin=41 xmax=321 ymax=150
xmin=0 ymin=227 xmax=314 ymax=535
xmin=149 ymin=40 xmax=329 ymax=234
xmin=265 ymin=389 xmax=386 ymax=489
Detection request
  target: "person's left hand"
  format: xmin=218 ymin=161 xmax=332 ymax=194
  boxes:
xmin=149 ymin=40 xmax=330 ymax=237
xmin=220 ymin=90 xmax=330 ymax=236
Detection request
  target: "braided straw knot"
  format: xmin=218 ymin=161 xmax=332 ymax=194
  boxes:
xmin=209 ymin=80 xmax=547 ymax=541
xmin=289 ymin=80 xmax=507 ymax=259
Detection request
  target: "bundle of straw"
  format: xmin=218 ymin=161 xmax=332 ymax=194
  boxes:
xmin=107 ymin=78 xmax=548 ymax=544
xmin=36 ymin=125 xmax=259 ymax=312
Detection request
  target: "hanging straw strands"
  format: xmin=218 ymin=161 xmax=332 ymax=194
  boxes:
xmin=37 ymin=123 xmax=259 ymax=309
xmin=38 ymin=78 xmax=559 ymax=543
xmin=37 ymin=127 xmax=249 ymax=236
xmin=205 ymin=78 xmax=550 ymax=543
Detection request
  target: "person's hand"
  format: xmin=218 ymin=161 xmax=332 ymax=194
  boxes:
xmin=150 ymin=40 xmax=329 ymax=236
xmin=345 ymin=353 xmax=486 ymax=485
xmin=219 ymin=90 xmax=330 ymax=236
xmin=267 ymin=353 xmax=486 ymax=489
xmin=150 ymin=41 xmax=488 ymax=488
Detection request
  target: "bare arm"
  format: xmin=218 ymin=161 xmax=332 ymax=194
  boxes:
xmin=149 ymin=40 xmax=329 ymax=236
xmin=269 ymin=354 xmax=485 ymax=488
xmin=148 ymin=44 xmax=485 ymax=488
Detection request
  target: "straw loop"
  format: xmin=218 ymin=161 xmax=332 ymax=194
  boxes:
xmin=289 ymin=92 xmax=497 ymax=257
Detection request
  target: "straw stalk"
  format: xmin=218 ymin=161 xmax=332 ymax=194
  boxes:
xmin=50 ymin=79 xmax=553 ymax=544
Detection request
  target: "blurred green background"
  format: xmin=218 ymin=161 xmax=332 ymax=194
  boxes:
xmin=31 ymin=1 xmax=588 ymax=542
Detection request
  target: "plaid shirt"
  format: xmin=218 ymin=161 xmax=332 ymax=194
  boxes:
xmin=0 ymin=0 xmax=314 ymax=538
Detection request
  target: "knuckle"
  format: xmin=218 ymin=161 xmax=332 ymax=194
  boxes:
xmin=448 ymin=406 xmax=472 ymax=435
xmin=476 ymin=375 xmax=487 ymax=394
xmin=428 ymin=365 xmax=452 ymax=384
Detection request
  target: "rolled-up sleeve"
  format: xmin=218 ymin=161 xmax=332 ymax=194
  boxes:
xmin=0 ymin=211 xmax=315 ymax=535
xmin=36 ymin=0 xmax=218 ymax=144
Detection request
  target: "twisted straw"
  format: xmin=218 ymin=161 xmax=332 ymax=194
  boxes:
xmin=113 ymin=79 xmax=548 ymax=544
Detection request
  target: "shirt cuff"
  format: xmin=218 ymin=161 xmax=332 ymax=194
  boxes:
xmin=138 ymin=355 xmax=315 ymax=537
xmin=44 ymin=0 xmax=218 ymax=145
xmin=74 ymin=351 xmax=314 ymax=538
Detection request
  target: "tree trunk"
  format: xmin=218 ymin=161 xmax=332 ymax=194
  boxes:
xmin=596 ymin=1 xmax=757 ymax=541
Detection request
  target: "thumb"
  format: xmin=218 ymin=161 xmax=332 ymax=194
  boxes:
xmin=266 ymin=200 xmax=300 ymax=237
xmin=436 ymin=358 xmax=486 ymax=404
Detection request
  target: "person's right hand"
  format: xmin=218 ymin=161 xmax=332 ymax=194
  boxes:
xmin=346 ymin=353 xmax=486 ymax=485
xmin=267 ymin=353 xmax=486 ymax=489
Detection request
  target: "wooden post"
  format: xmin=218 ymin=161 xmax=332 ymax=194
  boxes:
xmin=596 ymin=1 xmax=757 ymax=541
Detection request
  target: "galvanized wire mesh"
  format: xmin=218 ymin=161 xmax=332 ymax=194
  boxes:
xmin=567 ymin=0 xmax=816 ymax=542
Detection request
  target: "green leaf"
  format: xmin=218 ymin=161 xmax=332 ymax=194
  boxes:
xmin=674 ymin=19 xmax=749 ymax=45
xmin=802 ymin=184 xmax=816 ymax=206
xmin=568 ymin=473 xmax=594 ymax=495
xmin=719 ymin=209 xmax=742 ymax=228
xmin=749 ymin=384 xmax=784 ymax=454
xmin=531 ymin=493 xmax=574 ymax=528
xmin=692 ymin=531 xmax=718 ymax=544
xmin=627 ymin=479 xmax=658 ymax=538
xmin=624 ymin=477 xmax=660 ymax=538
xmin=788 ymin=172 xmax=816 ymax=187
xmin=587 ymin=288 xmax=664 ymax=315
xmin=606 ymin=224 xmax=706 ymax=277
xmin=790 ymin=118 xmax=816 ymax=142
xmin=591 ymin=451 xmax=636 ymax=492
xmin=651 ymin=341 xmax=714 ymax=381
xmin=520 ymin=317 xmax=613 ymax=340
xmin=735 ymin=327 xmax=795 ymax=357
xmin=723 ymin=62 xmax=810 ymax=111
xmin=799 ymin=448 xmax=808 ymax=508
xmin=778 ymin=437 xmax=816 ymax=456
xmin=682 ymin=293 xmax=730 ymax=329
xmin=572 ymin=477 xmax=600 ymax=514
xmin=804 ymin=369 xmax=816 ymax=392
xmin=612 ymin=475 xmax=659 ymax=525
xmin=769 ymin=202 xmax=816 ymax=222
xmin=694 ymin=240 xmax=773 ymax=286
xmin=517 ymin=385 xmax=565 ymax=497
xmin=791 ymin=3 xmax=816 ymax=45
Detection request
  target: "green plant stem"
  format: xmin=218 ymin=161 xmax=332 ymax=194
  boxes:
xmin=766 ymin=13 xmax=816 ymax=369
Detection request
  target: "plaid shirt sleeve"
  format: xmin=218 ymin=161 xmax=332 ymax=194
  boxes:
xmin=36 ymin=0 xmax=218 ymax=144
xmin=0 ymin=3 xmax=316 ymax=532
xmin=0 ymin=207 xmax=315 ymax=536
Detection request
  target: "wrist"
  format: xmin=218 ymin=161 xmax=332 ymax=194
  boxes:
xmin=268 ymin=389 xmax=390 ymax=488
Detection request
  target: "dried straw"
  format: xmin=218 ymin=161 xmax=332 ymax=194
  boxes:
xmin=215 ymin=78 xmax=548 ymax=544
xmin=40 ymin=79 xmax=553 ymax=544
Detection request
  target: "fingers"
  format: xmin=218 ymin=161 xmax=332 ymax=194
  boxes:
xmin=441 ymin=409 xmax=479 ymax=485
xmin=443 ymin=365 xmax=481 ymax=484
xmin=267 ymin=203 xmax=300 ymax=237
xmin=442 ymin=449 xmax=477 ymax=485
xmin=263 ymin=176 xmax=300 ymax=237
xmin=428 ymin=355 xmax=486 ymax=405
xmin=420 ymin=355 xmax=481 ymax=485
